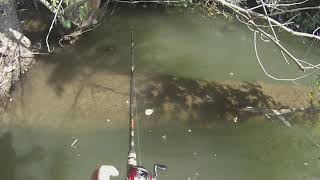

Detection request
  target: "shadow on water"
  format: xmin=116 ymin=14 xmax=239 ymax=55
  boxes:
xmin=16 ymin=145 xmax=46 ymax=165
xmin=139 ymin=75 xmax=282 ymax=123
xmin=43 ymin=51 xmax=101 ymax=97
xmin=41 ymin=40 xmax=127 ymax=97
xmin=0 ymin=132 xmax=16 ymax=180
xmin=0 ymin=132 xmax=46 ymax=180
xmin=50 ymin=150 xmax=70 ymax=180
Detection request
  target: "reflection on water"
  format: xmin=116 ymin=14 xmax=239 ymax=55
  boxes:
xmin=1 ymin=5 xmax=320 ymax=180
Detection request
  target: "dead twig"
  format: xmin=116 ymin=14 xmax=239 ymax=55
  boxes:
xmin=46 ymin=0 xmax=63 ymax=53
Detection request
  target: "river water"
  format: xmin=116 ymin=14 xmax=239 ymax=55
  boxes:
xmin=1 ymin=5 xmax=320 ymax=180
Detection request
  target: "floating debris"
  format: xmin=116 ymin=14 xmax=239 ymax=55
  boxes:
xmin=161 ymin=134 xmax=167 ymax=141
xmin=277 ymin=116 xmax=291 ymax=128
xmin=213 ymin=153 xmax=217 ymax=157
xmin=192 ymin=152 xmax=198 ymax=155
xmin=187 ymin=129 xmax=192 ymax=133
xmin=233 ymin=116 xmax=238 ymax=123
xmin=70 ymin=139 xmax=78 ymax=148
xmin=147 ymin=129 xmax=152 ymax=134
xmin=264 ymin=114 xmax=271 ymax=119
xmin=304 ymin=162 xmax=308 ymax=166
xmin=187 ymin=173 xmax=199 ymax=180
xmin=229 ymin=72 xmax=234 ymax=76
xmin=77 ymin=153 xmax=81 ymax=157
xmin=126 ymin=100 xmax=129 ymax=104
xmin=106 ymin=118 xmax=111 ymax=123
xmin=145 ymin=108 xmax=154 ymax=116
xmin=9 ymin=98 xmax=13 ymax=102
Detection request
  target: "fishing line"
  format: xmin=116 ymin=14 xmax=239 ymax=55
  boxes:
xmin=130 ymin=27 xmax=142 ymax=166
xmin=135 ymin=81 xmax=142 ymax=166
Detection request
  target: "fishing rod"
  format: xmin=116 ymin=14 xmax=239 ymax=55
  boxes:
xmin=127 ymin=27 xmax=137 ymax=168
xmin=126 ymin=27 xmax=167 ymax=180
xmin=92 ymin=28 xmax=167 ymax=180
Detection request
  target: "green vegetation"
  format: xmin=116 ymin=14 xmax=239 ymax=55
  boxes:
xmin=270 ymin=0 xmax=320 ymax=34
xmin=309 ymin=80 xmax=320 ymax=107
xmin=49 ymin=0 xmax=92 ymax=28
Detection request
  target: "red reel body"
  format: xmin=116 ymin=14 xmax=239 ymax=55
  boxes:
xmin=127 ymin=166 xmax=153 ymax=180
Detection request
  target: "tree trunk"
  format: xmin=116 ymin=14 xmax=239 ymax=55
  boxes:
xmin=0 ymin=0 xmax=34 ymax=112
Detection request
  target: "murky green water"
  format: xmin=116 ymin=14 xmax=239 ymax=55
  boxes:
xmin=1 ymin=5 xmax=320 ymax=180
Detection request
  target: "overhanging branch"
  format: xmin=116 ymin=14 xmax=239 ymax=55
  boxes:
xmin=214 ymin=0 xmax=320 ymax=41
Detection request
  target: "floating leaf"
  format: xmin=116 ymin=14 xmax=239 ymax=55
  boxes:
xmin=79 ymin=7 xmax=87 ymax=21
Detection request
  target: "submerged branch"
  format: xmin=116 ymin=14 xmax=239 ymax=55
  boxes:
xmin=241 ymin=106 xmax=320 ymax=127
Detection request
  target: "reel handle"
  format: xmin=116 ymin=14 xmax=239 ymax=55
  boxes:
xmin=153 ymin=164 xmax=167 ymax=179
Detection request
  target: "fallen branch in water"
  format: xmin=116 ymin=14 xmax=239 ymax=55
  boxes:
xmin=240 ymin=106 xmax=320 ymax=127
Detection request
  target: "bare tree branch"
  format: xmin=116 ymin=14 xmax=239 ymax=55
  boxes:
xmin=208 ymin=0 xmax=320 ymax=82
xmin=110 ymin=0 xmax=183 ymax=3
xmin=46 ymin=0 xmax=63 ymax=52
xmin=215 ymin=0 xmax=320 ymax=41
xmin=270 ymin=6 xmax=320 ymax=16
